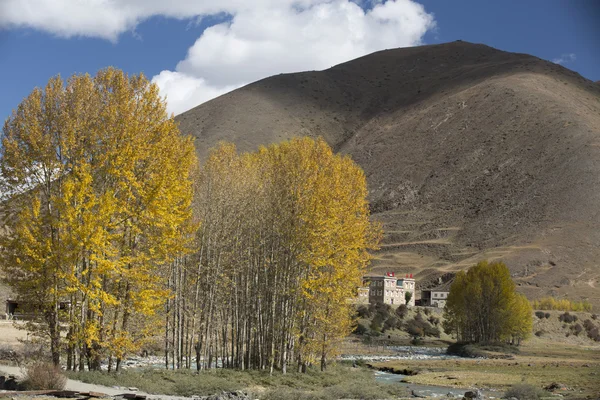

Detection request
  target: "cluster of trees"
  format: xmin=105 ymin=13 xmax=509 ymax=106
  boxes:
xmin=1 ymin=69 xmax=380 ymax=373
xmin=532 ymin=297 xmax=593 ymax=312
xmin=166 ymin=139 xmax=380 ymax=372
xmin=0 ymin=69 xmax=197 ymax=369
xmin=443 ymin=261 xmax=532 ymax=344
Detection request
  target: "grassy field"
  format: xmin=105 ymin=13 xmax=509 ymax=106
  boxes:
xmin=67 ymin=364 xmax=409 ymax=400
xmin=370 ymin=339 xmax=600 ymax=398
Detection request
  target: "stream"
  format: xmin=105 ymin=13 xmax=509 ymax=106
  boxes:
xmin=374 ymin=370 xmax=500 ymax=398
xmin=341 ymin=346 xmax=502 ymax=398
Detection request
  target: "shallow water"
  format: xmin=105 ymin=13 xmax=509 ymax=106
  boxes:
xmin=374 ymin=370 xmax=500 ymax=399
xmin=340 ymin=345 xmax=463 ymax=362
xmin=357 ymin=346 xmax=500 ymax=398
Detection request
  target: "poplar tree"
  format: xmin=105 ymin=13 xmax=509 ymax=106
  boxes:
xmin=0 ymin=68 xmax=196 ymax=368
xmin=444 ymin=261 xmax=533 ymax=344
xmin=168 ymin=137 xmax=380 ymax=373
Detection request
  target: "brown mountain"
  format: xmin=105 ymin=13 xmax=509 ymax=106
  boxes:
xmin=176 ymin=41 xmax=600 ymax=305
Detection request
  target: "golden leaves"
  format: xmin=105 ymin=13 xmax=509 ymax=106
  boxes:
xmin=444 ymin=261 xmax=533 ymax=343
xmin=194 ymin=136 xmax=380 ymax=369
xmin=1 ymin=67 xmax=197 ymax=365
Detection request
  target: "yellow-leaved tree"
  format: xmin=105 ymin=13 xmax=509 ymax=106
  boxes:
xmin=177 ymin=137 xmax=380 ymax=373
xmin=0 ymin=68 xmax=196 ymax=369
xmin=443 ymin=260 xmax=533 ymax=344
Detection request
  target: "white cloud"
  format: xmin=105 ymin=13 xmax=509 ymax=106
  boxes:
xmin=552 ymin=53 xmax=576 ymax=65
xmin=0 ymin=0 xmax=335 ymax=41
xmin=152 ymin=71 xmax=240 ymax=115
xmin=156 ymin=0 xmax=435 ymax=114
xmin=0 ymin=0 xmax=436 ymax=114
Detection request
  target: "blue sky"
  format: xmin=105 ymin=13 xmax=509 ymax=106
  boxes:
xmin=0 ymin=0 xmax=598 ymax=120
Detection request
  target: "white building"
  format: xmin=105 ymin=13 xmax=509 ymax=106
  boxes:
xmin=420 ymin=282 xmax=451 ymax=308
xmin=364 ymin=272 xmax=415 ymax=306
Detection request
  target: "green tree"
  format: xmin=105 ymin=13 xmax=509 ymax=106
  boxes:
xmin=443 ymin=261 xmax=532 ymax=344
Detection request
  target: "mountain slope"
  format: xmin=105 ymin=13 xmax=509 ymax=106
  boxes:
xmin=179 ymin=41 xmax=600 ymax=305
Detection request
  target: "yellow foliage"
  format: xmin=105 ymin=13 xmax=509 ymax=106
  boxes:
xmin=444 ymin=261 xmax=533 ymax=344
xmin=0 ymin=68 xmax=196 ymax=367
xmin=532 ymin=297 xmax=593 ymax=312
xmin=192 ymin=137 xmax=380 ymax=371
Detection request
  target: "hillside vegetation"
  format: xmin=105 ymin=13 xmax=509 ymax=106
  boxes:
xmin=175 ymin=41 xmax=600 ymax=307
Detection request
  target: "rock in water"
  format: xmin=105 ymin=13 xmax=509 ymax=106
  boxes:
xmin=463 ymin=389 xmax=484 ymax=400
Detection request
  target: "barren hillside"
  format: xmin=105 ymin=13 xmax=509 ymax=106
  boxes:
xmin=176 ymin=41 xmax=600 ymax=306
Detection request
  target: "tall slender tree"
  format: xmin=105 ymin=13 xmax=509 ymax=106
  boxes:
xmin=0 ymin=68 xmax=196 ymax=367
xmin=175 ymin=137 xmax=380 ymax=373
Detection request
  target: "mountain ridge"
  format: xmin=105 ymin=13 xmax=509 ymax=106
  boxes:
xmin=175 ymin=41 xmax=600 ymax=305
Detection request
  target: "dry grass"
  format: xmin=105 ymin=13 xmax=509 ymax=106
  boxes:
xmin=21 ymin=362 xmax=67 ymax=390
xmin=68 ymin=364 xmax=408 ymax=399
xmin=370 ymin=340 xmax=600 ymax=398
xmin=0 ymin=321 xmax=28 ymax=348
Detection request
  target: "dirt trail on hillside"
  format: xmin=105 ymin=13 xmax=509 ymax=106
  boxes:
xmin=175 ymin=41 xmax=600 ymax=306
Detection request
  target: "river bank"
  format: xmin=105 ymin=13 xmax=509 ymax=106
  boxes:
xmin=369 ymin=339 xmax=600 ymax=399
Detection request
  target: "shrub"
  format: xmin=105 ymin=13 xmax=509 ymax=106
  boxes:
xmin=570 ymin=323 xmax=583 ymax=336
xmin=406 ymin=323 xmax=424 ymax=337
xmin=370 ymin=314 xmax=384 ymax=333
xmin=583 ymin=319 xmax=600 ymax=341
xmin=354 ymin=322 xmax=368 ymax=335
xmin=544 ymin=312 xmax=550 ymax=319
xmin=503 ymin=383 xmax=545 ymax=400
xmin=588 ymin=327 xmax=600 ymax=341
xmin=428 ymin=316 xmax=440 ymax=326
xmin=356 ymin=305 xmax=372 ymax=319
xmin=395 ymin=304 xmax=408 ymax=319
xmin=405 ymin=313 xmax=439 ymax=338
xmin=535 ymin=311 xmax=545 ymax=319
xmin=558 ymin=312 xmax=577 ymax=323
xmin=534 ymin=330 xmax=545 ymax=337
xmin=369 ymin=302 xmax=391 ymax=318
xmin=446 ymin=343 xmax=486 ymax=358
xmin=424 ymin=325 xmax=441 ymax=338
xmin=383 ymin=316 xmax=399 ymax=332
xmin=447 ymin=343 xmax=519 ymax=358
xmin=410 ymin=337 xmax=424 ymax=345
xmin=423 ymin=307 xmax=431 ymax=316
xmin=532 ymin=297 xmax=592 ymax=312
xmin=592 ymin=314 xmax=598 ymax=320
xmin=21 ymin=362 xmax=67 ymax=390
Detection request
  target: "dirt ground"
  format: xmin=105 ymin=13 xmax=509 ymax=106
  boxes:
xmin=0 ymin=321 xmax=28 ymax=348
xmin=175 ymin=40 xmax=600 ymax=308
